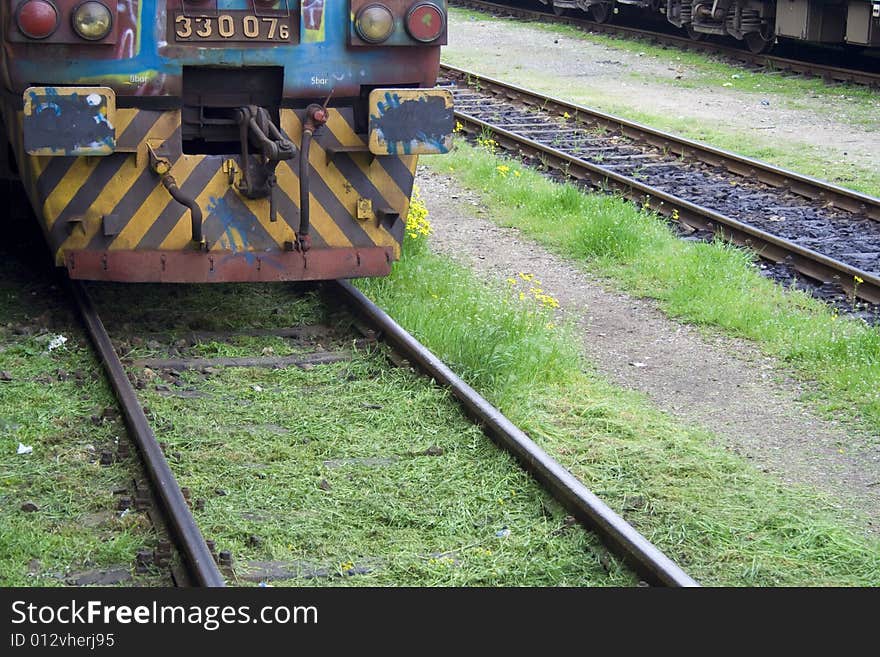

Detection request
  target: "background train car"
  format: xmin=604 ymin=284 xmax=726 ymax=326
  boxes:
xmin=0 ymin=1 xmax=453 ymax=283
xmin=532 ymin=0 xmax=880 ymax=52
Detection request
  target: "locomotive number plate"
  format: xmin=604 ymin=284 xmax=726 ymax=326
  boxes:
xmin=173 ymin=12 xmax=293 ymax=42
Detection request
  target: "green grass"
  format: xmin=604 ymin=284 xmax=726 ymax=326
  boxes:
xmin=88 ymin=281 xmax=632 ymax=586
xmin=3 ymin=164 xmax=879 ymax=585
xmin=428 ymin=142 xmax=880 ymax=433
xmin=133 ymin=342 xmax=631 ymax=586
xmin=358 ymin=241 xmax=577 ymax=410
xmin=0 ymin=235 xmax=167 ymax=586
xmin=356 ymin=192 xmax=880 ymax=585
xmin=446 ymin=6 xmax=880 ymax=196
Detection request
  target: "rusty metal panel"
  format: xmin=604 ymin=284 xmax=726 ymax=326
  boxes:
xmin=368 ymin=89 xmax=453 ymax=156
xmin=23 ymin=87 xmax=116 ymax=156
xmin=65 ymin=247 xmax=394 ymax=283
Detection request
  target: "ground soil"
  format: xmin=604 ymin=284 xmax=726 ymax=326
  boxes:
xmin=418 ymin=166 xmax=880 ymax=533
xmin=444 ymin=10 xmax=880 ymax=175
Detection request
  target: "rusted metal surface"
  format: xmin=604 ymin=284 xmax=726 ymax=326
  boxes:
xmin=160 ymin=175 xmax=205 ymax=246
xmin=68 ymin=279 xmax=225 ymax=587
xmin=65 ymin=247 xmax=394 ymax=283
xmin=235 ymin=104 xmax=296 ymax=229
xmin=335 ymin=280 xmax=699 ymax=587
xmin=2 ymin=1 xmax=446 ymax=283
xmin=298 ymin=103 xmax=331 ymax=252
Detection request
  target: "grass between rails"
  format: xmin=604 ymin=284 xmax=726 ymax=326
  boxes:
xmin=359 ymin=162 xmax=880 ymax=586
xmin=91 ymin=282 xmax=632 ymax=586
xmin=445 ymin=7 xmax=880 ymax=196
xmin=135 ymin=355 xmax=632 ymax=586
xmin=0 ymin=223 xmax=167 ymax=587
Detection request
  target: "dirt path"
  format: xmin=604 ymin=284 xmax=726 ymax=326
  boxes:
xmin=443 ymin=9 xmax=880 ymax=176
xmin=418 ymin=166 xmax=880 ymax=533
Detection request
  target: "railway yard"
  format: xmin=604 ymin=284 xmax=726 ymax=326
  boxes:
xmin=3 ymin=3 xmax=880 ymax=591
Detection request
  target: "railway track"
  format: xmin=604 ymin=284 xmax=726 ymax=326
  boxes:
xmin=69 ymin=280 xmax=226 ymax=587
xmin=441 ymin=64 xmax=880 ymax=307
xmin=67 ymin=278 xmax=698 ymax=587
xmin=450 ymin=0 xmax=880 ymax=88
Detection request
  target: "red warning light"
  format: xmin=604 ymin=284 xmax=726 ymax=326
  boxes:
xmin=406 ymin=3 xmax=444 ymax=43
xmin=16 ymin=0 xmax=60 ymax=40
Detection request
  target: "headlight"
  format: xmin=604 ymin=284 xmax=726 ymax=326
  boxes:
xmin=406 ymin=3 xmax=445 ymax=43
xmin=16 ymin=0 xmax=60 ymax=40
xmin=355 ymin=4 xmax=395 ymax=44
xmin=72 ymin=1 xmax=112 ymax=41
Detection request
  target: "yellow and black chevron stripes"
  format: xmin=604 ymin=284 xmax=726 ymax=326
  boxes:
xmin=6 ymin=106 xmax=418 ymax=267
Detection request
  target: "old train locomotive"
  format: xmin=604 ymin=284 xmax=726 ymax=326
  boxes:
xmin=0 ymin=1 xmax=453 ymax=282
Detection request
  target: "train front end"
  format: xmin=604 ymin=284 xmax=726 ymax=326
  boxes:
xmin=0 ymin=0 xmax=452 ymax=282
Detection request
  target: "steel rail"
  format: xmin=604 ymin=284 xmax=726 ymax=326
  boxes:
xmin=334 ymin=279 xmax=699 ymax=588
xmin=442 ymin=64 xmax=880 ymax=222
xmin=449 ymin=0 xmax=880 ymax=88
xmin=443 ymin=66 xmax=880 ymax=303
xmin=68 ymin=279 xmax=226 ymax=587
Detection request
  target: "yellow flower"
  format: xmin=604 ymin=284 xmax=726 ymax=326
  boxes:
xmin=513 ymin=170 xmax=521 ymax=177
xmin=855 ymin=275 xmax=864 ymax=285
xmin=405 ymin=185 xmax=432 ymax=241
xmin=535 ymin=293 xmax=560 ymax=309
xmin=563 ymin=111 xmax=571 ymax=119
xmin=477 ymin=135 xmax=498 ymax=153
xmin=506 ymin=277 xmax=516 ymax=285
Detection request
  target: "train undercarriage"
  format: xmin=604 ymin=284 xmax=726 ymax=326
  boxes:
xmin=538 ymin=0 xmax=880 ymax=52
